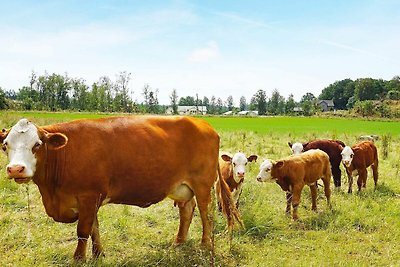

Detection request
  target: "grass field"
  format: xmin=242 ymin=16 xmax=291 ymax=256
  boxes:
xmin=1 ymin=111 xmax=400 ymax=266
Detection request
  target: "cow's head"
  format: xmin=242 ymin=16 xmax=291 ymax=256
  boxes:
xmin=221 ymin=152 xmax=257 ymax=182
xmin=2 ymin=119 xmax=68 ymax=183
xmin=256 ymin=159 xmax=281 ymax=182
xmin=288 ymin=142 xmax=303 ymax=155
xmin=341 ymin=146 xmax=354 ymax=168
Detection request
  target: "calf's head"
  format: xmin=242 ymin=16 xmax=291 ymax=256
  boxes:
xmin=221 ymin=152 xmax=257 ymax=182
xmin=256 ymin=159 xmax=283 ymax=182
xmin=341 ymin=146 xmax=354 ymax=167
xmin=1 ymin=119 xmax=68 ymax=183
xmin=288 ymin=142 xmax=304 ymax=155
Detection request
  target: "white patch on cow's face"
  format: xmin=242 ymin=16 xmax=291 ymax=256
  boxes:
xmin=231 ymin=152 xmax=249 ymax=182
xmin=3 ymin=119 xmax=42 ymax=180
xmin=341 ymin=146 xmax=354 ymax=167
xmin=256 ymin=159 xmax=273 ymax=182
xmin=291 ymin=142 xmax=303 ymax=155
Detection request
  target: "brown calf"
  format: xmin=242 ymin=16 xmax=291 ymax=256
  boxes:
xmin=341 ymin=141 xmax=379 ymax=193
xmin=256 ymin=149 xmax=332 ymax=220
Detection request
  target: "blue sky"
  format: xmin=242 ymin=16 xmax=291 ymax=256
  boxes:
xmin=1 ymin=0 xmax=399 ymax=105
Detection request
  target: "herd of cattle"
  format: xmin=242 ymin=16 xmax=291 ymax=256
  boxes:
xmin=0 ymin=116 xmax=379 ymax=261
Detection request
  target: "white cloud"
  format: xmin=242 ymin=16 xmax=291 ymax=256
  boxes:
xmin=188 ymin=41 xmax=220 ymax=62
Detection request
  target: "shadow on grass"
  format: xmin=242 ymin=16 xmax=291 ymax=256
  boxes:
xmin=292 ymin=208 xmax=340 ymax=231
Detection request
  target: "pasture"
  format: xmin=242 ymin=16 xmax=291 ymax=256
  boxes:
xmin=1 ymin=111 xmax=400 ymax=266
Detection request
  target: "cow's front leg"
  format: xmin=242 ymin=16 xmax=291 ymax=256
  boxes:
xmin=74 ymin=196 xmax=101 ymax=261
xmin=347 ymin=170 xmax=353 ymax=193
xmin=291 ymin=186 xmax=303 ymax=221
xmin=285 ymin=192 xmax=292 ymax=215
xmin=91 ymin=215 xmax=104 ymax=258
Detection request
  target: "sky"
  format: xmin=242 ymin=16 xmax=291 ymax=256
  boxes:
xmin=1 ymin=0 xmax=399 ymax=105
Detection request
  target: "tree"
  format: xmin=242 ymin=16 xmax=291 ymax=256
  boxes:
xmin=239 ymin=96 xmax=247 ymax=111
xmin=178 ymin=96 xmax=195 ymax=106
xmin=216 ymin=98 xmax=224 ymax=114
xmin=170 ymin=89 xmax=179 ymax=114
xmin=285 ymin=94 xmax=296 ymax=114
xmin=268 ymin=89 xmax=285 ymax=115
xmin=0 ymin=87 xmax=7 ymax=109
xmin=115 ymin=71 xmax=132 ymax=112
xmin=71 ymin=78 xmax=89 ymax=111
xmin=319 ymin=79 xmax=355 ymax=110
xmin=252 ymin=89 xmax=267 ymax=115
xmin=226 ymin=95 xmax=234 ymax=111
xmin=300 ymin=92 xmax=316 ymax=116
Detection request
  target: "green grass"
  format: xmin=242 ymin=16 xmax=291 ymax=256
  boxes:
xmin=1 ymin=111 xmax=400 ymax=266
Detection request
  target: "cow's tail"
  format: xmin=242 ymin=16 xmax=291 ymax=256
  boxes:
xmin=216 ymin=161 xmax=244 ymax=232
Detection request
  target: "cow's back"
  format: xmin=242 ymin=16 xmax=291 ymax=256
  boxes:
xmin=352 ymin=141 xmax=378 ymax=168
xmin=281 ymin=150 xmax=330 ymax=183
xmin=303 ymin=140 xmax=344 ymax=161
xmin=43 ymin=116 xmax=219 ymax=207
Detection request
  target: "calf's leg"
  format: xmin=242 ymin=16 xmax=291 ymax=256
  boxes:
xmin=291 ymin=186 xmax=303 ymax=221
xmin=357 ymin=169 xmax=367 ymax=192
xmin=309 ymin=184 xmax=318 ymax=211
xmin=285 ymin=192 xmax=292 ymax=215
xmin=372 ymin=163 xmax=379 ymax=189
xmin=346 ymin=170 xmax=353 ymax=193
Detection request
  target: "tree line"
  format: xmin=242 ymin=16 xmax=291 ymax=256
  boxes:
xmin=0 ymin=71 xmax=399 ymax=117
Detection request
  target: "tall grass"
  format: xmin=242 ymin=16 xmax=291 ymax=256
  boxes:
xmin=1 ymin=112 xmax=400 ymax=266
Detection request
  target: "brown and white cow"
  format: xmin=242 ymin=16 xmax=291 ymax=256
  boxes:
xmin=216 ymin=152 xmax=258 ymax=210
xmin=288 ymin=139 xmax=346 ymax=188
xmin=256 ymin=149 xmax=332 ymax=220
xmin=341 ymin=141 xmax=379 ymax=193
xmin=1 ymin=117 xmax=239 ymax=261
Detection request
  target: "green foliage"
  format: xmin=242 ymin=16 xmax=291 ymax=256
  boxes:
xmin=252 ymin=89 xmax=267 ymax=115
xmin=1 ymin=113 xmax=400 ymax=266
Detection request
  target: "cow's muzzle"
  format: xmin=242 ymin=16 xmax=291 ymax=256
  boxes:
xmin=6 ymin=165 xmax=31 ymax=183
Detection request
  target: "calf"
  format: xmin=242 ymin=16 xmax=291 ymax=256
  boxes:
xmin=341 ymin=141 xmax=378 ymax=193
xmin=256 ymin=149 xmax=332 ymax=220
xmin=288 ymin=139 xmax=345 ymax=188
xmin=216 ymin=152 xmax=258 ymax=210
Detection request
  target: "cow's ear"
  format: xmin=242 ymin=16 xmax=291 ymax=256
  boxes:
xmin=275 ymin=161 xmax=284 ymax=168
xmin=288 ymin=142 xmax=293 ymax=148
xmin=221 ymin=154 xmax=232 ymax=162
xmin=248 ymin=155 xmax=258 ymax=162
xmin=0 ymin=128 xmax=8 ymax=143
xmin=44 ymin=133 xmax=68 ymax=150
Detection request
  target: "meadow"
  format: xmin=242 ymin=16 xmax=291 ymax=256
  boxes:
xmin=0 ymin=111 xmax=400 ymax=266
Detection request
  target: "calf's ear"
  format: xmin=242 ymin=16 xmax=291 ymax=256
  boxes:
xmin=275 ymin=161 xmax=284 ymax=168
xmin=44 ymin=133 xmax=68 ymax=150
xmin=247 ymin=155 xmax=258 ymax=162
xmin=288 ymin=142 xmax=293 ymax=148
xmin=221 ymin=154 xmax=232 ymax=162
xmin=0 ymin=128 xmax=8 ymax=143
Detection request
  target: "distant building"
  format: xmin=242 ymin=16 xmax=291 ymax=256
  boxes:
xmin=237 ymin=110 xmax=258 ymax=116
xmin=165 ymin=105 xmax=207 ymax=115
xmin=223 ymin=111 xmax=233 ymax=115
xmin=317 ymin=100 xmax=335 ymax=111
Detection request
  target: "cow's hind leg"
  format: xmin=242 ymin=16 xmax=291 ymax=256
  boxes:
xmin=332 ymin=165 xmax=342 ymax=188
xmin=310 ymin=184 xmax=318 ymax=211
xmin=195 ymin=188 xmax=212 ymax=248
xmin=174 ymin=198 xmax=196 ymax=246
xmin=372 ymin=163 xmax=379 ymax=189
xmin=322 ymin=176 xmax=332 ymax=209
xmin=358 ymin=169 xmax=367 ymax=192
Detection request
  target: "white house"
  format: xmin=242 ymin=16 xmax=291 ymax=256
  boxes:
xmin=166 ymin=106 xmax=207 ymax=115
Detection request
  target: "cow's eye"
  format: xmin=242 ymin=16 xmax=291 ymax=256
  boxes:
xmin=32 ymin=142 xmax=42 ymax=153
xmin=350 ymin=154 xmax=353 ymax=158
xmin=233 ymin=163 xmax=236 ymax=167
xmin=1 ymin=142 xmax=7 ymax=151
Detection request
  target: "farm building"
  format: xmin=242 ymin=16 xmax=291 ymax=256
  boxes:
xmin=238 ymin=110 xmax=258 ymax=116
xmin=165 ymin=106 xmax=207 ymax=115
xmin=317 ymin=99 xmax=335 ymax=111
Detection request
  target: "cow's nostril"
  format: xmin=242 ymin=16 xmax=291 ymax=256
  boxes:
xmin=18 ymin=166 xmax=25 ymax=173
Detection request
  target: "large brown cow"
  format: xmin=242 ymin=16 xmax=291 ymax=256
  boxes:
xmin=256 ymin=149 xmax=332 ymax=220
xmin=341 ymin=141 xmax=379 ymax=193
xmin=1 ymin=117 xmax=239 ymax=261
xmin=288 ymin=139 xmax=346 ymax=188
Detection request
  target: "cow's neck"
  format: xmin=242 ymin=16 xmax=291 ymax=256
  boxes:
xmin=32 ymin=147 xmax=65 ymax=217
